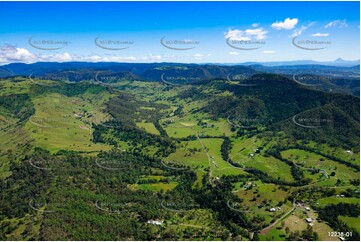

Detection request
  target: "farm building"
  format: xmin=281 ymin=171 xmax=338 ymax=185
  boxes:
xmin=147 ymin=220 xmax=163 ymax=226
xmin=305 ymin=218 xmax=313 ymax=223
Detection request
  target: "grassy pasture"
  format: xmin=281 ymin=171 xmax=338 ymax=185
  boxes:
xmin=25 ymin=93 xmax=112 ymax=153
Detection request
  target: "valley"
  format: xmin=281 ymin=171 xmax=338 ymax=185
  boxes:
xmin=0 ymin=64 xmax=359 ymax=241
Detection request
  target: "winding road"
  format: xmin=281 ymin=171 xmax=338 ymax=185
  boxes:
xmin=166 ymin=119 xmax=217 ymax=185
xmin=260 ymin=198 xmax=296 ymax=235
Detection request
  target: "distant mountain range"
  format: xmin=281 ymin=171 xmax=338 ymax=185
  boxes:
xmin=0 ymin=59 xmax=359 ymax=77
xmin=227 ymin=58 xmax=360 ymax=67
xmin=0 ymin=60 xmax=359 ymax=96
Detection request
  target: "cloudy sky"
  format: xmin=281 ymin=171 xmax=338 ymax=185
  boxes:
xmin=0 ymin=1 xmax=359 ymax=64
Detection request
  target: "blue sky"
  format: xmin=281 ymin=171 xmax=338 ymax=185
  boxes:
xmin=0 ymin=1 xmax=359 ymax=64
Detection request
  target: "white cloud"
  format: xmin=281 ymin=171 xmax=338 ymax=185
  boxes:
xmin=225 ymin=29 xmax=250 ymax=41
xmin=312 ymin=33 xmax=329 ymax=37
xmin=140 ymin=54 xmax=161 ymax=61
xmin=224 ymin=28 xmax=268 ymax=41
xmin=252 ymin=23 xmax=259 ymax=27
xmin=271 ymin=18 xmax=298 ymax=30
xmin=325 ymin=19 xmax=347 ymax=28
xmin=84 ymin=55 xmax=103 ymax=62
xmin=0 ymin=45 xmax=141 ymax=64
xmin=262 ymin=50 xmax=275 ymax=54
xmin=229 ymin=52 xmax=239 ymax=55
xmin=0 ymin=45 xmax=37 ymax=63
xmin=193 ymin=53 xmax=204 ymax=60
xmin=98 ymin=56 xmax=137 ymax=62
xmin=40 ymin=53 xmax=73 ymax=62
xmin=40 ymin=53 xmax=137 ymax=63
xmin=289 ymin=22 xmax=315 ymax=38
xmin=289 ymin=26 xmax=307 ymax=37
xmin=244 ymin=28 xmax=268 ymax=40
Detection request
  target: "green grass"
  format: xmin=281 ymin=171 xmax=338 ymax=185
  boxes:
xmin=206 ymin=135 xmax=294 ymax=181
xmin=193 ymin=119 xmax=234 ymax=137
xmin=201 ymin=138 xmax=245 ymax=177
xmin=281 ymin=213 xmax=308 ymax=234
xmin=162 ymin=120 xmax=197 ymax=138
xmin=25 ymin=93 xmax=112 ymax=153
xmin=338 ymin=216 xmax=360 ymax=233
xmin=0 ymin=159 xmax=12 ymax=179
xmin=229 ymin=136 xmax=264 ymax=161
xmin=259 ymin=228 xmax=285 ymax=241
xmin=139 ymin=175 xmax=170 ymax=180
xmin=0 ymin=124 xmax=32 ymax=180
xmin=305 ymin=141 xmax=360 ymax=166
xmin=317 ymin=197 xmax=359 ymax=207
xmin=281 ymin=149 xmax=359 ymax=185
xmin=161 ymin=113 xmax=234 ymax=138
xmin=260 ymin=208 xmax=341 ymax=241
xmin=233 ymin=181 xmax=292 ymax=224
xmin=312 ymin=222 xmax=340 ymax=241
xmin=181 ymin=99 xmax=209 ymax=113
xmin=130 ymin=182 xmax=178 ymax=191
xmin=1 ymin=77 xmax=360 ymax=241
xmin=165 ymin=137 xmax=245 ymax=186
xmin=165 ymin=140 xmax=208 ymax=186
xmin=0 ymin=78 xmax=33 ymax=96
xmin=165 ymin=208 xmax=225 ymax=236
xmin=247 ymin=156 xmax=294 ymax=182
xmin=165 ymin=140 xmax=208 ymax=168
xmin=136 ymin=122 xmax=160 ymax=135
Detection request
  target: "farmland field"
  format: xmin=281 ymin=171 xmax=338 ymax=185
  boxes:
xmin=1 ymin=71 xmax=359 ymax=241
xmin=0 ymin=0 xmax=360 ymax=240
